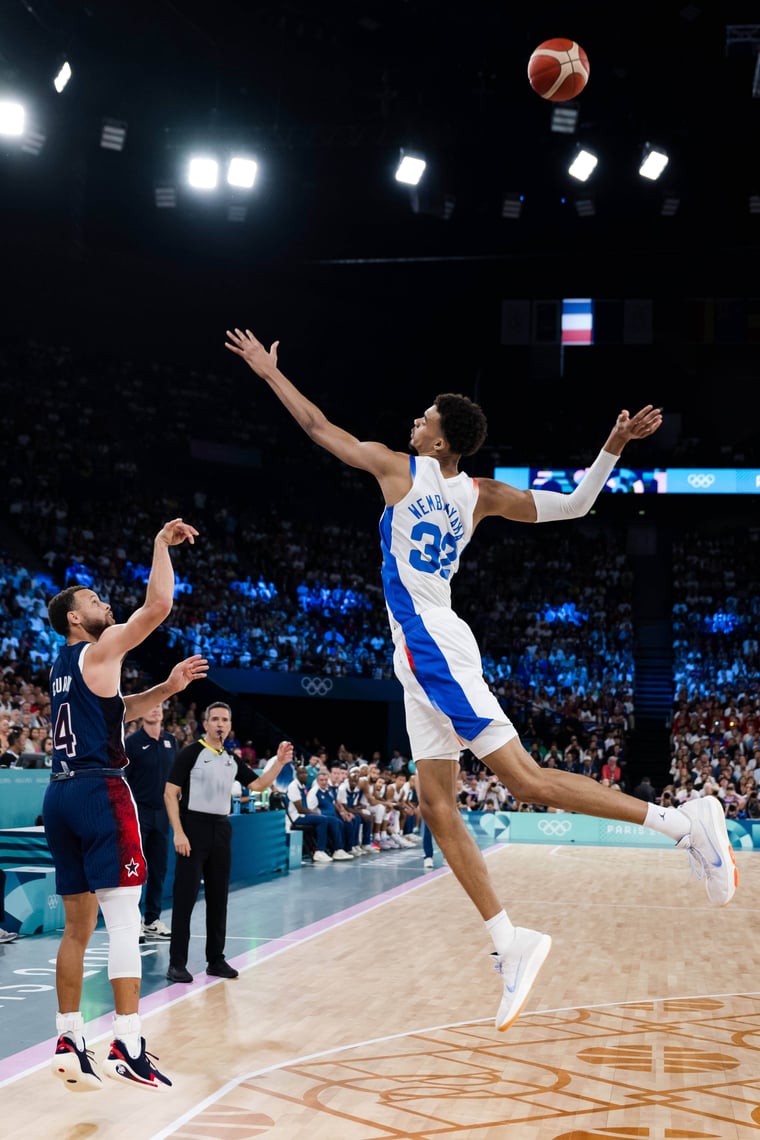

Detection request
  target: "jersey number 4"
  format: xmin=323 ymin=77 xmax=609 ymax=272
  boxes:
xmin=53 ymin=702 xmax=78 ymax=757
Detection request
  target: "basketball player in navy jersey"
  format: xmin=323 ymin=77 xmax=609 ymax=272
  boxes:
xmin=225 ymin=328 xmax=737 ymax=1032
xmin=45 ymin=517 xmax=204 ymax=1092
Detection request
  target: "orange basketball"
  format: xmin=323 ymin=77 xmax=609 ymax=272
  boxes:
xmin=528 ymin=38 xmax=590 ymax=102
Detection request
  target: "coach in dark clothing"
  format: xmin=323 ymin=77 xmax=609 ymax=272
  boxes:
xmin=163 ymin=701 xmax=292 ymax=984
xmin=125 ymin=703 xmax=178 ymax=939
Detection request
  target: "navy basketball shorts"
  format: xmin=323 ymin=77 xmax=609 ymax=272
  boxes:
xmin=43 ymin=774 xmax=147 ymax=896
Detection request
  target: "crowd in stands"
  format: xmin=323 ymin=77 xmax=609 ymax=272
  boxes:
xmin=1 ymin=339 xmax=758 ymax=818
xmin=665 ymin=524 xmax=760 ymax=819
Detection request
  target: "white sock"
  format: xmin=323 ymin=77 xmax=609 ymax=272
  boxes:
xmin=112 ymin=1013 xmax=142 ymax=1059
xmin=485 ymin=909 xmax=515 ymax=957
xmin=56 ymin=1011 xmax=85 ymax=1051
xmin=644 ymin=802 xmax=690 ymax=842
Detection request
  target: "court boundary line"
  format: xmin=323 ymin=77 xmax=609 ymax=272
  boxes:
xmin=150 ymin=987 xmax=760 ymax=1140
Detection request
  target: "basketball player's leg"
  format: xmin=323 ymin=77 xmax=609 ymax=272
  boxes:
xmin=484 ymin=736 xmax=650 ymax=823
xmin=483 ymin=734 xmax=737 ymax=906
xmin=415 ymin=755 xmax=552 ymax=1031
xmin=57 ymin=892 xmax=99 ymax=1012
xmin=415 ymin=757 xmax=502 ymax=920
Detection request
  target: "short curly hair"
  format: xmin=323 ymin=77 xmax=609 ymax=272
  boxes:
xmin=434 ymin=393 xmax=488 ymax=457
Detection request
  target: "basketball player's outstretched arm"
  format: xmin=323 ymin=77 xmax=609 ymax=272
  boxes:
xmin=225 ymin=328 xmax=410 ymax=501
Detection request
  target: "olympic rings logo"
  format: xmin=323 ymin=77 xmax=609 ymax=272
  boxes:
xmin=687 ymin=473 xmax=716 ymax=489
xmin=538 ymin=819 xmax=572 ymax=836
xmin=301 ymin=676 xmax=334 ymax=697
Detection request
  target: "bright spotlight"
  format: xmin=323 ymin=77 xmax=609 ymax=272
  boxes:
xmin=0 ymin=101 xmax=25 ymax=137
xmin=568 ymin=147 xmax=598 ymax=182
xmin=395 ymin=154 xmax=426 ymax=186
xmin=188 ymin=156 xmax=219 ymax=190
xmin=227 ymin=156 xmax=257 ymax=189
xmin=638 ymin=144 xmax=669 ymax=181
xmin=53 ymin=61 xmax=72 ymax=93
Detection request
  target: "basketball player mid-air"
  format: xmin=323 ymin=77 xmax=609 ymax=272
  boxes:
xmin=225 ymin=327 xmax=737 ymax=1030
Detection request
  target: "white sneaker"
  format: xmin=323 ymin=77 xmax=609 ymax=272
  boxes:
xmin=312 ymin=850 xmax=333 ymax=863
xmin=142 ymin=919 xmax=171 ymax=939
xmin=423 ymin=857 xmax=433 ymax=870
xmin=332 ymin=849 xmax=354 ymax=860
xmin=361 ymin=844 xmax=378 ymax=853
xmin=351 ymin=845 xmax=365 ymax=856
xmin=395 ymin=836 xmax=415 ymax=848
xmin=0 ymin=928 xmax=18 ymax=943
xmin=492 ymin=927 xmax=552 ymax=1032
xmin=677 ymin=795 xmax=738 ymax=905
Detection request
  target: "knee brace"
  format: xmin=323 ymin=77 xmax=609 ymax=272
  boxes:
xmin=95 ymin=885 xmax=142 ymax=980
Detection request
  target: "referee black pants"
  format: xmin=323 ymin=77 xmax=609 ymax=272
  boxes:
xmin=169 ymin=811 xmax=231 ymax=970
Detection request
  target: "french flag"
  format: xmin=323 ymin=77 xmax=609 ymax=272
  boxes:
xmin=562 ymin=297 xmax=594 ymax=345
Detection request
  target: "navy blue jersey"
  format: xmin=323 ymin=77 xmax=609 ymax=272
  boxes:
xmin=50 ymin=642 xmax=128 ymax=772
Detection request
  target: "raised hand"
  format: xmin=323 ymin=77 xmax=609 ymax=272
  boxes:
xmin=224 ymin=328 xmax=279 ymax=376
xmin=157 ymin=518 xmax=199 ymax=547
xmin=612 ymin=405 xmax=663 ymax=441
xmin=165 ymin=655 xmax=209 ymax=693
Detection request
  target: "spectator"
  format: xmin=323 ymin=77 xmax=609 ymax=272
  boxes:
xmin=0 ymin=726 xmax=26 ymax=767
xmin=633 ymin=776 xmax=656 ymax=803
xmin=338 ymin=766 xmax=376 ymax=852
xmin=306 ymin=770 xmax=355 ymax=859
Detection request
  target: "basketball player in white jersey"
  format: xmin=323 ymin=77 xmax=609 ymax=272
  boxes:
xmin=225 ymin=327 xmax=737 ymax=1032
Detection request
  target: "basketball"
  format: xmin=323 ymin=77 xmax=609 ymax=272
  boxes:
xmin=528 ymin=38 xmax=590 ymax=102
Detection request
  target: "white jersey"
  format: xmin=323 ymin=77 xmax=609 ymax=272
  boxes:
xmin=380 ymin=455 xmax=478 ymax=635
xmin=381 ymin=454 xmax=517 ymax=762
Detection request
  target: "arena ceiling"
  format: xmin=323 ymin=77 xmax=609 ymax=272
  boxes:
xmin=1 ymin=0 xmax=759 ymax=283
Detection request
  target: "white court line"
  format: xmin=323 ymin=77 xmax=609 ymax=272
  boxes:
xmin=150 ymin=986 xmax=760 ymax=1140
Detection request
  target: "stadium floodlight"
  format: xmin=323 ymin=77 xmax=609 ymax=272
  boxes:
xmin=0 ymin=101 xmax=25 ymax=137
xmin=639 ymin=143 xmax=669 ymax=181
xmin=100 ymin=118 xmax=127 ymax=151
xmin=227 ymin=156 xmax=257 ymax=189
xmin=395 ymin=152 xmax=426 ymax=186
xmin=188 ymin=156 xmax=218 ymax=190
xmin=567 ymin=146 xmax=597 ymax=182
xmin=53 ymin=61 xmax=72 ymax=93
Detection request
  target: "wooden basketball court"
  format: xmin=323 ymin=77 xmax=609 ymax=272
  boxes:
xmin=2 ymin=842 xmax=758 ymax=1139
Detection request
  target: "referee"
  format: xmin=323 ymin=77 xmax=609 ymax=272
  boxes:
xmin=164 ymin=701 xmax=292 ymax=983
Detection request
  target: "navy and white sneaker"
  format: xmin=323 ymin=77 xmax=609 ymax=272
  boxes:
xmin=51 ymin=1033 xmax=103 ymax=1092
xmin=678 ymin=794 xmax=738 ymax=905
xmin=103 ymin=1037 xmax=172 ymax=1091
xmin=492 ymin=927 xmax=552 ymax=1032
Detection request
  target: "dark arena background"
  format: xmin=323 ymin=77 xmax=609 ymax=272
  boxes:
xmin=1 ymin=4 xmax=760 ymax=1138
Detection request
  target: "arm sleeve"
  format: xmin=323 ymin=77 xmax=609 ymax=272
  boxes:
xmin=530 ymin=448 xmax=619 ymax=523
